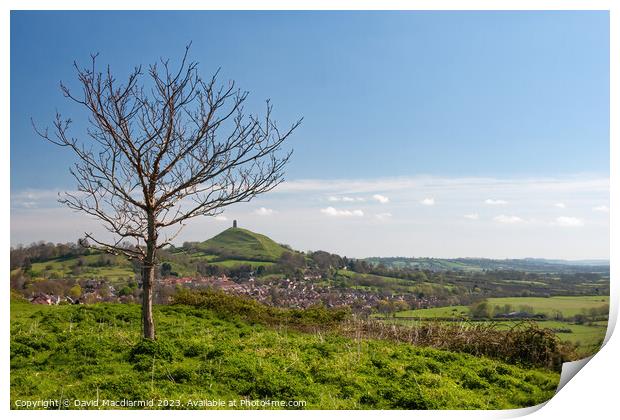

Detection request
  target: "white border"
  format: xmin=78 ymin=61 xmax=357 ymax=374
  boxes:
xmin=2 ymin=2 xmax=616 ymax=420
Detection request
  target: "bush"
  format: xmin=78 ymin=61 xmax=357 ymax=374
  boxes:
xmin=172 ymin=289 xmax=350 ymax=328
xmin=10 ymin=342 xmax=34 ymax=359
xmin=72 ymin=336 xmax=102 ymax=359
xmin=339 ymin=319 xmax=574 ymax=370
xmin=168 ymin=365 xmax=196 ymax=383
xmin=128 ymin=339 xmax=177 ymax=371
xmin=13 ymin=333 xmax=55 ymax=351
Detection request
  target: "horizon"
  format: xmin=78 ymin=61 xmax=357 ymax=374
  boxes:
xmin=9 ymin=220 xmax=611 ymax=263
xmin=10 ymin=11 xmax=610 ymax=260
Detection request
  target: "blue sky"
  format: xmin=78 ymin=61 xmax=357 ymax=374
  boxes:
xmin=10 ymin=11 xmax=610 ymax=258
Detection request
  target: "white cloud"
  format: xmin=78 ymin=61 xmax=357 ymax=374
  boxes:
xmin=375 ymin=212 xmax=392 ymax=220
xmin=276 ymin=175 xmax=608 ymax=195
xmin=464 ymin=213 xmax=479 ymax=220
xmin=320 ymin=207 xmax=364 ymax=217
xmin=372 ymin=194 xmax=389 ymax=204
xmin=11 ymin=175 xmax=610 ymax=259
xmin=554 ymin=203 xmax=566 ymax=209
xmin=421 ymin=197 xmax=435 ymax=206
xmin=215 ymin=215 xmax=228 ymax=222
xmin=254 ymin=207 xmax=275 ymax=216
xmin=494 ymin=215 xmax=523 ymax=224
xmin=328 ymin=195 xmax=365 ymax=202
xmin=555 ymin=216 xmax=584 ymax=227
xmin=485 ymin=199 xmax=508 ymax=205
xmin=17 ymin=201 xmax=38 ymax=209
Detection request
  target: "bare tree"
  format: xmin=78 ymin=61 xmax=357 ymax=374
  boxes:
xmin=34 ymin=45 xmax=301 ymax=339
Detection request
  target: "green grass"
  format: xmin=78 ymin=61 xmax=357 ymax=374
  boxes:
xmin=208 ymin=259 xmax=276 ymax=269
xmin=542 ymin=321 xmax=607 ymax=355
xmin=484 ymin=296 xmax=609 ymax=317
xmin=393 ymin=306 xmax=470 ymax=318
xmin=335 ymin=270 xmax=452 ymax=295
xmin=394 ymin=296 xmax=610 ymax=319
xmin=383 ymin=296 xmax=609 ymax=357
xmin=10 ymin=300 xmax=560 ymax=410
xmin=198 ymin=228 xmax=292 ymax=262
xmin=30 ymin=255 xmax=135 ymax=283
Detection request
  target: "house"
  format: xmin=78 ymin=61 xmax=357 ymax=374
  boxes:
xmin=30 ymin=294 xmax=61 ymax=305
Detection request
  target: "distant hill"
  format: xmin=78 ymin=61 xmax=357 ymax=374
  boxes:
xmin=364 ymin=257 xmax=610 ymax=274
xmin=195 ymin=227 xmax=291 ymax=262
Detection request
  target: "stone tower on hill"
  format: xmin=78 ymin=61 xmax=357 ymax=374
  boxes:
xmin=233 ymin=220 xmax=237 ymax=228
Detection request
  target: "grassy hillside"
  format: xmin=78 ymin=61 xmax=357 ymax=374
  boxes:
xmin=28 ymin=254 xmax=135 ymax=282
xmin=14 ymin=227 xmax=290 ymax=282
xmin=10 ymin=299 xmax=560 ymax=410
xmin=197 ymin=227 xmax=292 ymax=262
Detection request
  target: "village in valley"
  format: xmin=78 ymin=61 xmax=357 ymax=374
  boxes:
xmin=12 ymin=221 xmax=608 ymax=324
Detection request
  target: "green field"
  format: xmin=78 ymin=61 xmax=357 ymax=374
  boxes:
xmin=484 ymin=296 xmax=609 ymax=317
xmin=29 ymin=255 xmax=135 ymax=283
xmin=379 ymin=295 xmax=610 ymax=357
xmin=394 ymin=296 xmax=610 ymax=319
xmin=335 ymin=269 xmax=453 ymax=295
xmin=392 ymin=306 xmax=470 ymax=319
xmin=10 ymin=299 xmax=560 ymax=409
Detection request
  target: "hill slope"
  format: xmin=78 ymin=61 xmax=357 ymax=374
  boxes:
xmin=10 ymin=299 xmax=559 ymax=409
xmin=196 ymin=227 xmax=291 ymax=262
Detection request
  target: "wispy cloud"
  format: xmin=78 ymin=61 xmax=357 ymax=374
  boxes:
xmin=372 ymin=194 xmax=389 ymax=204
xmin=10 ymin=174 xmax=609 ymax=259
xmin=275 ymin=176 xmax=608 ymax=195
xmin=254 ymin=207 xmax=275 ymax=216
xmin=320 ymin=207 xmax=364 ymax=217
xmin=555 ymin=216 xmax=584 ymax=227
xmin=375 ymin=212 xmax=392 ymax=221
xmin=421 ymin=197 xmax=435 ymax=206
xmin=494 ymin=215 xmax=523 ymax=224
xmin=554 ymin=202 xmax=566 ymax=209
xmin=485 ymin=199 xmax=508 ymax=205
xmin=215 ymin=215 xmax=228 ymax=222
xmin=11 ymin=189 xmax=64 ymax=209
xmin=328 ymin=195 xmax=365 ymax=202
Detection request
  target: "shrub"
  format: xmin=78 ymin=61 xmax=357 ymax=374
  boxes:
xmin=10 ymin=342 xmax=34 ymax=359
xmin=13 ymin=333 xmax=55 ymax=351
xmin=339 ymin=319 xmax=574 ymax=370
xmin=128 ymin=339 xmax=177 ymax=371
xmin=168 ymin=365 xmax=196 ymax=383
xmin=172 ymin=289 xmax=350 ymax=328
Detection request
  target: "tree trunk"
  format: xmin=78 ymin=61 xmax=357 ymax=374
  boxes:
xmin=141 ymin=263 xmax=156 ymax=340
xmin=142 ymin=211 xmax=157 ymax=340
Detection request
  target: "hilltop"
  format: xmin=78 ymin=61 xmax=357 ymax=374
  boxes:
xmin=193 ymin=226 xmax=292 ymax=262
xmin=10 ymin=225 xmax=298 ymax=284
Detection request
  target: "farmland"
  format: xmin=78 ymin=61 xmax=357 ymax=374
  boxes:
xmin=392 ymin=296 xmax=610 ymax=319
xmin=376 ymin=296 xmax=610 ymax=356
